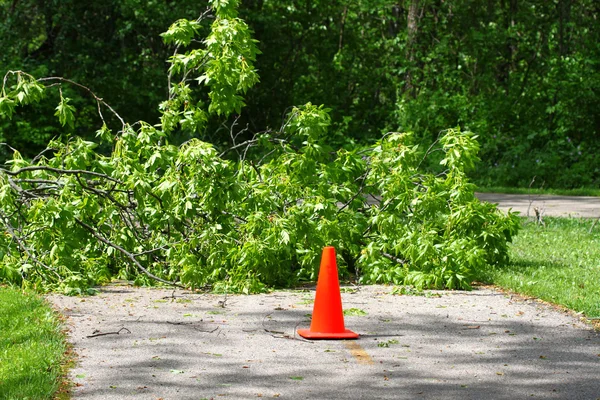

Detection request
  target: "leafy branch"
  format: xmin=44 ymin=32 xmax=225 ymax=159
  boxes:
xmin=73 ymin=218 xmax=184 ymax=288
xmin=0 ymin=2 xmax=520 ymax=294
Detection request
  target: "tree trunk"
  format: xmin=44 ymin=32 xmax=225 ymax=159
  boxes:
xmin=405 ymin=0 xmax=420 ymax=97
xmin=499 ymin=0 xmax=517 ymax=94
xmin=338 ymin=5 xmax=349 ymax=52
xmin=509 ymin=0 xmax=518 ymax=70
xmin=389 ymin=3 xmax=402 ymax=37
xmin=558 ymin=0 xmax=572 ymax=56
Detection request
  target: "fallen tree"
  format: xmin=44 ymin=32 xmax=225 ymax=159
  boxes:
xmin=0 ymin=1 xmax=519 ymax=294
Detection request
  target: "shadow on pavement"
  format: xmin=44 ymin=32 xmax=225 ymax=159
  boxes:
xmin=50 ymin=285 xmax=600 ymax=400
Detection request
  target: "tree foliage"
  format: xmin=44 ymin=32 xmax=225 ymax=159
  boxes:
xmin=2 ymin=1 xmax=598 ymax=188
xmin=0 ymin=0 xmax=202 ymax=159
xmin=0 ymin=2 xmax=520 ymax=294
xmin=245 ymin=0 xmax=600 ymax=188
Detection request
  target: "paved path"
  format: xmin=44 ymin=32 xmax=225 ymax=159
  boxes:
xmin=475 ymin=193 xmax=600 ymax=218
xmin=49 ymin=285 xmax=600 ymax=400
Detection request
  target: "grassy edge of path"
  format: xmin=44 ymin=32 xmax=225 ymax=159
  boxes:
xmin=0 ymin=286 xmax=73 ymax=400
xmin=485 ymin=217 xmax=600 ymax=328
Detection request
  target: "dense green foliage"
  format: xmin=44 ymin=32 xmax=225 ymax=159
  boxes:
xmin=0 ymin=0 xmax=202 ymax=158
xmin=0 ymin=1 xmax=519 ymax=293
xmin=489 ymin=218 xmax=600 ymax=318
xmin=2 ymin=1 xmax=598 ymax=188
xmin=243 ymin=0 xmax=600 ymax=188
xmin=0 ymin=286 xmax=69 ymax=399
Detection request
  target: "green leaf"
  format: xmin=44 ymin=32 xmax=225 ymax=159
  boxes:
xmin=210 ymin=0 xmax=241 ymax=18
xmin=0 ymin=96 xmax=16 ymax=119
xmin=54 ymin=96 xmax=76 ymax=128
xmin=161 ymin=19 xmax=200 ymax=46
xmin=343 ymin=308 xmax=367 ymax=316
xmin=95 ymin=124 xmax=112 ymax=142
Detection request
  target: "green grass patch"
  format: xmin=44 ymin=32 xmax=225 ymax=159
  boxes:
xmin=343 ymin=308 xmax=367 ymax=316
xmin=489 ymin=218 xmax=600 ymax=318
xmin=377 ymin=339 xmax=399 ymax=348
xmin=476 ymin=186 xmax=600 ymax=197
xmin=0 ymin=286 xmax=70 ymax=399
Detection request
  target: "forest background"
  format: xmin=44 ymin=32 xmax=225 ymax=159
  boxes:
xmin=2 ymin=0 xmax=598 ymax=189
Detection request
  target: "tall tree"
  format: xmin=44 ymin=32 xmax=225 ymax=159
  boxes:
xmin=404 ymin=0 xmax=420 ymax=97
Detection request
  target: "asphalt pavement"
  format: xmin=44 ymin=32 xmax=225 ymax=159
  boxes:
xmin=475 ymin=193 xmax=600 ymax=218
xmin=49 ymin=284 xmax=600 ymax=400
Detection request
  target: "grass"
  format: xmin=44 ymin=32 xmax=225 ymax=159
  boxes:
xmin=476 ymin=186 xmax=600 ymax=197
xmin=488 ymin=218 xmax=600 ymax=318
xmin=0 ymin=286 xmax=70 ymax=400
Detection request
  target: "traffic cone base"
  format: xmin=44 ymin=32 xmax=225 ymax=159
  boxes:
xmin=297 ymin=328 xmax=358 ymax=340
xmin=297 ymin=246 xmax=359 ymax=340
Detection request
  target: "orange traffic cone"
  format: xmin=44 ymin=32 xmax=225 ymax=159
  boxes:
xmin=297 ymin=246 xmax=359 ymax=340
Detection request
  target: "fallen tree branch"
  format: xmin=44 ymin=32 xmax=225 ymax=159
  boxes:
xmin=37 ymin=76 xmax=126 ymax=129
xmin=0 ymin=210 xmax=62 ymax=280
xmin=74 ymin=217 xmax=185 ymax=288
xmin=1 ymin=165 xmax=123 ymax=185
xmin=381 ymin=251 xmax=408 ymax=265
xmin=162 ymin=290 xmax=178 ymax=299
xmin=193 ymin=326 xmax=219 ymax=333
xmin=86 ymin=327 xmax=131 ymax=338
xmin=338 ymin=168 xmax=370 ymax=214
